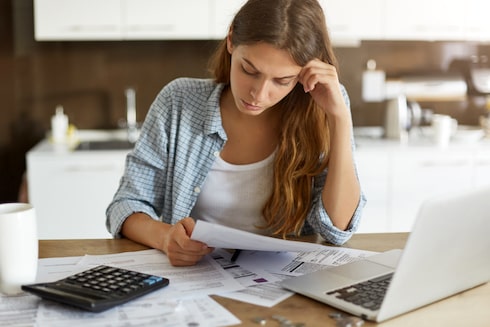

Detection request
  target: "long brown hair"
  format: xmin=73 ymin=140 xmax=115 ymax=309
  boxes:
xmin=209 ymin=0 xmax=338 ymax=238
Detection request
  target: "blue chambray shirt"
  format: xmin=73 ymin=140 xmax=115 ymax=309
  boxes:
xmin=106 ymin=78 xmax=366 ymax=245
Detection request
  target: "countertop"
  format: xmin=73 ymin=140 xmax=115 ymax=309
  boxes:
xmin=28 ymin=129 xmax=134 ymax=156
xmin=353 ymin=126 xmax=490 ymax=152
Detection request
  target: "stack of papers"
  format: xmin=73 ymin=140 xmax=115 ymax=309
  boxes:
xmin=0 ymin=222 xmax=376 ymax=326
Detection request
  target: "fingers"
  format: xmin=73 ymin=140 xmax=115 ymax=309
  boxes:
xmin=298 ymin=59 xmax=349 ymax=115
xmin=178 ymin=217 xmax=197 ymax=236
xmin=163 ymin=218 xmax=213 ymax=266
xmin=166 ymin=243 xmax=213 ymax=266
xmin=299 ymin=59 xmax=338 ymax=93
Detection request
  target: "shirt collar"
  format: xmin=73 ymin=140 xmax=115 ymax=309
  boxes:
xmin=203 ymin=82 xmax=227 ymax=141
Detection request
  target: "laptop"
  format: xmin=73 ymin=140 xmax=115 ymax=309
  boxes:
xmin=281 ymin=186 xmax=490 ymax=322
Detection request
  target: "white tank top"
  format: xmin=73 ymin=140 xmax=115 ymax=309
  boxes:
xmin=190 ymin=150 xmax=275 ymax=235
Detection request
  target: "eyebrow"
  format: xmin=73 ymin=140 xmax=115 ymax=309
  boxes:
xmin=243 ymin=58 xmax=299 ymax=80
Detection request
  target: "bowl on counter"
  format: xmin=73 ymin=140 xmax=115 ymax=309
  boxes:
xmin=353 ymin=126 xmax=384 ymax=139
xmin=451 ymin=125 xmax=485 ymax=143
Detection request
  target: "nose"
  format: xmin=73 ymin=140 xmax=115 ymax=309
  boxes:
xmin=251 ymin=79 xmax=269 ymax=102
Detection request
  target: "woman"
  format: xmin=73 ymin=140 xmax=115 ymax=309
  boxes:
xmin=106 ymin=0 xmax=366 ymax=266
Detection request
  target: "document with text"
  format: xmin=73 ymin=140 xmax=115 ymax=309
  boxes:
xmin=191 ymin=220 xmax=324 ymax=252
xmin=212 ymin=245 xmax=377 ymax=307
xmin=1 ymin=251 xmax=242 ymax=327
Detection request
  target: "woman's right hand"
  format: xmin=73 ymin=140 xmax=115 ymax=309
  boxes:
xmin=121 ymin=214 xmax=212 ymax=267
xmin=161 ymin=217 xmax=213 ymax=266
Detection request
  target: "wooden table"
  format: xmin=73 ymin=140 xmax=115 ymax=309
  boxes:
xmin=39 ymin=234 xmax=490 ymax=327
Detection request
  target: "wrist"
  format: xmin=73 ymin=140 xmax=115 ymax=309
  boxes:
xmin=121 ymin=213 xmax=170 ymax=252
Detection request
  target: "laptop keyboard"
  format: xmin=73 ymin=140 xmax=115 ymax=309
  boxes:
xmin=326 ymin=273 xmax=393 ymax=311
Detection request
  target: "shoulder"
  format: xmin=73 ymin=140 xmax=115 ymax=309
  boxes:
xmin=151 ymin=78 xmax=222 ymax=115
xmin=149 ymin=78 xmax=224 ymax=130
xmin=161 ymin=78 xmax=218 ymax=99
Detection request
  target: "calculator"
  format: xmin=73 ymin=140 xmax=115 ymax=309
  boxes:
xmin=22 ymin=265 xmax=170 ymax=312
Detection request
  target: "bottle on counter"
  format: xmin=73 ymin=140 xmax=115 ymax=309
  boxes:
xmin=51 ymin=105 xmax=68 ymax=143
xmin=362 ymin=59 xmax=386 ymax=102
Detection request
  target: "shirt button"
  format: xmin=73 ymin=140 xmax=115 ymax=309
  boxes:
xmin=194 ymin=186 xmax=201 ymax=194
xmin=213 ymin=151 xmax=220 ymax=157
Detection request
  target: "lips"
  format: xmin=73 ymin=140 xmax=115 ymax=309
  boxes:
xmin=241 ymin=99 xmax=262 ymax=112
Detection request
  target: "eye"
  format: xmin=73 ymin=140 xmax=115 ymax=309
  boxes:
xmin=241 ymin=65 xmax=257 ymax=76
xmin=274 ymin=78 xmax=294 ymax=87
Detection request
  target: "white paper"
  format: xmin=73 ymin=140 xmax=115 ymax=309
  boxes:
xmin=35 ymin=295 xmax=240 ymax=327
xmin=215 ymin=246 xmax=377 ymax=307
xmin=0 ymin=256 xmax=83 ymax=327
xmin=2 ymin=251 xmax=242 ymax=327
xmin=219 ymin=276 xmax=294 ymax=308
xmin=0 ymin=292 xmax=40 ymax=327
xmin=237 ymin=247 xmax=377 ymax=277
xmin=191 ymin=220 xmax=323 ymax=252
xmin=76 ymin=249 xmax=244 ymax=299
xmin=36 ymin=256 xmax=83 ymax=283
xmin=211 ymin=249 xmax=278 ymax=286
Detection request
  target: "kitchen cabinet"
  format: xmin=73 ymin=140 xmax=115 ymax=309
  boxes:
xmin=123 ymin=0 xmax=211 ymax=39
xmin=473 ymin=152 xmax=490 ymax=187
xmin=33 ymin=0 xmax=490 ymax=42
xmin=320 ymin=0 xmax=384 ymax=44
xmin=34 ymin=0 xmax=212 ymax=41
xmin=383 ymin=0 xmax=465 ymax=40
xmin=34 ymin=0 xmax=123 ymax=41
xmin=389 ymin=149 xmax=472 ymax=231
xmin=209 ymin=0 xmax=246 ymax=39
xmin=354 ymin=137 xmax=490 ymax=233
xmin=27 ymin=132 xmax=130 ymax=239
xmin=464 ymin=0 xmax=490 ymax=41
xmin=355 ymin=149 xmax=390 ymax=233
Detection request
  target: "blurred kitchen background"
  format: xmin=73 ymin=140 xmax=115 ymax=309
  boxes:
xmin=1 ymin=0 xmax=490 ymax=237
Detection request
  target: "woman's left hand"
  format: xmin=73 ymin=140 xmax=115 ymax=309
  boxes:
xmin=298 ymin=59 xmax=347 ymax=117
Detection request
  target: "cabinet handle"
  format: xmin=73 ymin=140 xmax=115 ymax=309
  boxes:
xmin=64 ymin=165 xmax=118 ymax=172
xmin=475 ymin=160 xmax=490 ymax=166
xmin=65 ymin=25 xmax=120 ymax=33
xmin=126 ymin=24 xmax=175 ymax=32
xmin=419 ymin=160 xmax=469 ymax=167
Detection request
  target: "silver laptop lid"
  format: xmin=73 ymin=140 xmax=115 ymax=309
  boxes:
xmin=378 ymin=186 xmax=490 ymax=321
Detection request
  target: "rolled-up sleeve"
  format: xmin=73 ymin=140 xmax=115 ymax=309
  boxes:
xmin=301 ymin=84 xmax=366 ymax=245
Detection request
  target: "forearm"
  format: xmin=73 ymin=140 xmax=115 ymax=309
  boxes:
xmin=121 ymin=213 xmax=170 ymax=251
xmin=121 ymin=213 xmax=213 ymax=266
xmin=322 ymin=113 xmax=361 ymax=231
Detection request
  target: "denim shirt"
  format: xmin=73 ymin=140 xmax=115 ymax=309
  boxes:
xmin=106 ymin=78 xmax=366 ymax=245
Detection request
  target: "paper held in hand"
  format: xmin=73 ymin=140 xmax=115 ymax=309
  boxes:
xmin=190 ymin=220 xmax=323 ymax=252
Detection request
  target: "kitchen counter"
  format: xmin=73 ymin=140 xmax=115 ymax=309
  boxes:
xmin=27 ymin=127 xmax=490 ymax=238
xmin=27 ymin=130 xmax=134 ymax=240
xmin=354 ymin=125 xmax=489 ymax=149
xmin=353 ymin=126 xmax=490 ymax=233
xmin=30 ymin=129 xmax=134 ymax=153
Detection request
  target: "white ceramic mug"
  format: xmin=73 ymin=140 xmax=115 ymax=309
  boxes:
xmin=0 ymin=203 xmax=38 ymax=295
xmin=432 ymin=114 xmax=453 ymax=147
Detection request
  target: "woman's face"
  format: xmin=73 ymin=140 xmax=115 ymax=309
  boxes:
xmin=227 ymin=40 xmax=302 ymax=117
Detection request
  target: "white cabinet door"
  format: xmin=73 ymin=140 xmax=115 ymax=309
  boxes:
xmin=209 ymin=0 xmax=246 ymax=39
xmin=27 ymin=152 xmax=127 ymax=239
xmin=123 ymin=0 xmax=211 ymax=39
xmin=464 ymin=0 xmax=490 ymax=41
xmin=355 ymin=149 xmax=390 ymax=233
xmin=320 ymin=0 xmax=384 ymax=44
xmin=473 ymin=151 xmax=490 ymax=187
xmin=383 ymin=0 xmax=465 ymax=40
xmin=34 ymin=0 xmax=123 ymax=41
xmin=390 ymin=149 xmax=472 ymax=232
